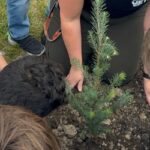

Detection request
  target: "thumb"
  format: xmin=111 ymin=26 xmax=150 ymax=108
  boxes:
xmin=77 ymin=79 xmax=83 ymax=92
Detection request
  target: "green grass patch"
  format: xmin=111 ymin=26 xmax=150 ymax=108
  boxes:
xmin=0 ymin=0 xmax=48 ymax=62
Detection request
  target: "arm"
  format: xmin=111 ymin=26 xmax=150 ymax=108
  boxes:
xmin=143 ymin=2 xmax=150 ymax=105
xmin=58 ymin=0 xmax=84 ymax=91
xmin=0 ymin=52 xmax=7 ymax=71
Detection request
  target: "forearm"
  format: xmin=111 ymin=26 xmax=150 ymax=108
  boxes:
xmin=58 ymin=0 xmax=84 ymax=65
xmin=60 ymin=16 xmax=82 ymax=64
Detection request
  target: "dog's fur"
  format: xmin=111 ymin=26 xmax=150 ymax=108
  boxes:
xmin=0 ymin=104 xmax=60 ymax=150
xmin=0 ymin=55 xmax=66 ymax=117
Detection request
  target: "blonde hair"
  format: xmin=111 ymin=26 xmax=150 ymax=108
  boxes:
xmin=0 ymin=105 xmax=60 ymax=150
xmin=142 ymin=28 xmax=150 ymax=73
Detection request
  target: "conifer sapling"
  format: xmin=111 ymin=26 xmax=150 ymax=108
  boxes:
xmin=67 ymin=0 xmax=133 ymax=135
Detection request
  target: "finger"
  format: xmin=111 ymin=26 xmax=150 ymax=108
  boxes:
xmin=77 ymin=79 xmax=83 ymax=92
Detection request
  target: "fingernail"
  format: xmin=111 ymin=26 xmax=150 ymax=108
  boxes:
xmin=78 ymin=88 xmax=82 ymax=92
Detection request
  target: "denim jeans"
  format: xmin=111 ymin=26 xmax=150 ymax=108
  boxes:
xmin=7 ymin=0 xmax=30 ymax=40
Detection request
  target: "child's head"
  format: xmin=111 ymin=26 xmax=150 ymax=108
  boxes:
xmin=0 ymin=105 xmax=60 ymax=150
xmin=142 ymin=29 xmax=150 ymax=73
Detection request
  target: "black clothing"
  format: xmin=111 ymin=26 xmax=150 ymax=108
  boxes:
xmin=44 ymin=0 xmax=148 ymax=83
xmin=84 ymin=0 xmax=148 ymax=18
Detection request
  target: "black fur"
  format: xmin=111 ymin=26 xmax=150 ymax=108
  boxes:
xmin=0 ymin=55 xmax=66 ymax=117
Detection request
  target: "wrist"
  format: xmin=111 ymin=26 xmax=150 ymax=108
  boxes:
xmin=70 ymin=58 xmax=83 ymax=71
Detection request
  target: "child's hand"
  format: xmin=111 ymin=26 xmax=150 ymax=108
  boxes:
xmin=143 ymin=78 xmax=150 ymax=105
xmin=66 ymin=65 xmax=84 ymax=92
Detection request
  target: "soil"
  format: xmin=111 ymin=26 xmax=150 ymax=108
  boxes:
xmin=46 ymin=68 xmax=150 ymax=150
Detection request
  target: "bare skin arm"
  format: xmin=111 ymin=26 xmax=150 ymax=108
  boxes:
xmin=0 ymin=53 xmax=7 ymax=71
xmin=58 ymin=0 xmax=84 ymax=91
xmin=143 ymin=2 xmax=150 ymax=105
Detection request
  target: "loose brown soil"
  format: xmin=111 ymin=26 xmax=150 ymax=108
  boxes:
xmin=47 ymin=68 xmax=150 ymax=150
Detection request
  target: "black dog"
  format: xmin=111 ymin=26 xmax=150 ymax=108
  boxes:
xmin=0 ymin=55 xmax=66 ymax=117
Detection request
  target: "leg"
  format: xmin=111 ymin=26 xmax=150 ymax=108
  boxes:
xmin=141 ymin=2 xmax=150 ymax=105
xmin=7 ymin=0 xmax=45 ymax=56
xmin=45 ymin=6 xmax=93 ymax=75
xmin=45 ymin=6 xmax=70 ymax=75
xmin=7 ymin=0 xmax=30 ymax=40
xmin=106 ymin=4 xmax=148 ymax=82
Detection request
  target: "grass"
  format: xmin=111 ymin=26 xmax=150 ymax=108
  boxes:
xmin=0 ymin=0 xmax=48 ymax=62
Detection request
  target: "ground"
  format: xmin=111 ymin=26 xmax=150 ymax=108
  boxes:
xmin=0 ymin=1 xmax=150 ymax=150
xmin=47 ymin=68 xmax=150 ymax=150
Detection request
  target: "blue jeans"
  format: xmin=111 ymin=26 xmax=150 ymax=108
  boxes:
xmin=7 ymin=0 xmax=30 ymax=40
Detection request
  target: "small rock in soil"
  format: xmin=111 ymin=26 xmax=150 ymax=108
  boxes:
xmin=139 ymin=112 xmax=147 ymax=120
xmin=102 ymin=119 xmax=111 ymax=125
xmin=109 ymin=142 xmax=114 ymax=150
xmin=63 ymin=124 xmax=77 ymax=138
xmin=125 ymin=132 xmax=131 ymax=140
